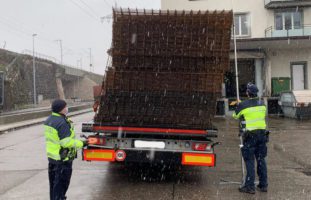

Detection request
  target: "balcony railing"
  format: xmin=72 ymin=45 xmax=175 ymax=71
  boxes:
xmin=265 ymin=0 xmax=311 ymax=8
xmin=265 ymin=25 xmax=311 ymax=37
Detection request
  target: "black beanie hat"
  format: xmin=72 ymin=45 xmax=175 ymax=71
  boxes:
xmin=247 ymin=83 xmax=259 ymax=95
xmin=51 ymin=99 xmax=67 ymax=113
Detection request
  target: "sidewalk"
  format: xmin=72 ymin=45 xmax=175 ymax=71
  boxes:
xmin=0 ymin=108 xmax=93 ymax=134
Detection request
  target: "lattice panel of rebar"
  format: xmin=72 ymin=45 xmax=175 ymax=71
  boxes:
xmin=112 ymin=9 xmax=232 ymax=72
xmin=95 ymin=8 xmax=233 ymax=130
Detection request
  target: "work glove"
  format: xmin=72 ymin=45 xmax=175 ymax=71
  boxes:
xmin=230 ymin=99 xmax=241 ymax=106
xmin=82 ymin=140 xmax=89 ymax=147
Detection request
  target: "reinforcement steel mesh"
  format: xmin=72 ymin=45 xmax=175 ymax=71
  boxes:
xmin=95 ymin=9 xmax=233 ymax=129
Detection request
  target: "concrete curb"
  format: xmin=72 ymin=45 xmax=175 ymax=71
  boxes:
xmin=273 ymin=143 xmax=311 ymax=169
xmin=0 ymin=108 xmax=93 ymax=134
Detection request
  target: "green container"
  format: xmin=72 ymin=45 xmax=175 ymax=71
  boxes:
xmin=271 ymin=77 xmax=291 ymax=96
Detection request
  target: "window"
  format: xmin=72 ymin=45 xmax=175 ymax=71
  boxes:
xmin=275 ymin=10 xmax=302 ymax=30
xmin=234 ymin=14 xmax=250 ymax=37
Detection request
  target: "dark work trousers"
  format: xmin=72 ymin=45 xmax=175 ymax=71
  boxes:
xmin=241 ymin=130 xmax=268 ymax=189
xmin=48 ymin=161 xmax=73 ymax=200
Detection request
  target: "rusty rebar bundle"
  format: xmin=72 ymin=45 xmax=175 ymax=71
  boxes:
xmin=95 ymin=8 xmax=233 ymax=129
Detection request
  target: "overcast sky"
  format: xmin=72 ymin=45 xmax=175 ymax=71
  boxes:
xmin=0 ymin=0 xmax=160 ymax=75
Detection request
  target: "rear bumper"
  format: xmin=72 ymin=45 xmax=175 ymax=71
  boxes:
xmin=82 ymin=148 xmax=216 ymax=167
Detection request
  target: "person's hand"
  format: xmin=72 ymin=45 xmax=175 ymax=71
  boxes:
xmin=230 ymin=99 xmax=241 ymax=106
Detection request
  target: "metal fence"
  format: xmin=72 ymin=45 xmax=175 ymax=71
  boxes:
xmin=265 ymin=25 xmax=311 ymax=37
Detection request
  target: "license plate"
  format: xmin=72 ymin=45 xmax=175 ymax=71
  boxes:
xmin=134 ymin=140 xmax=165 ymax=149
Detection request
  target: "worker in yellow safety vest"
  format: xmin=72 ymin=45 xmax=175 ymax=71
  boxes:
xmin=233 ymin=83 xmax=268 ymax=194
xmin=44 ymin=99 xmax=87 ymax=200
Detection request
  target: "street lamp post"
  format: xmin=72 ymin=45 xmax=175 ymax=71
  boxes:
xmin=32 ymin=33 xmax=37 ymax=105
xmin=89 ymin=48 xmax=92 ymax=72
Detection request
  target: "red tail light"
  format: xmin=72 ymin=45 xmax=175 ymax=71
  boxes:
xmin=88 ymin=137 xmax=106 ymax=145
xmin=192 ymin=143 xmax=211 ymax=151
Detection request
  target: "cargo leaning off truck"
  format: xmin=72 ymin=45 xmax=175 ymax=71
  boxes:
xmin=81 ymin=8 xmax=233 ymax=167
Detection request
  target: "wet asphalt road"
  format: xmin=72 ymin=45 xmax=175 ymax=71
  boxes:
xmin=0 ymin=112 xmax=311 ymax=200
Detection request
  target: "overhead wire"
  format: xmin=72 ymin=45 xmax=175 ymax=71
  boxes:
xmin=0 ymin=16 xmax=38 ymax=37
xmin=1 ymin=1 xmax=115 ymax=71
xmin=77 ymin=0 xmax=102 ymax=17
xmin=69 ymin=0 xmax=99 ymax=21
xmin=0 ymin=21 xmax=85 ymax=67
xmin=0 ymin=16 xmax=62 ymax=52
xmin=103 ymin=0 xmax=113 ymax=8
xmin=68 ymin=0 xmax=112 ymax=40
xmin=0 ymin=14 xmax=81 ymax=52
xmin=0 ymin=19 xmax=31 ymax=38
xmin=0 ymin=18 xmax=56 ymax=53
xmin=0 ymin=14 xmax=93 ymax=61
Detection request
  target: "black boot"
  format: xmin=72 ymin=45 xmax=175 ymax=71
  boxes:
xmin=257 ymin=185 xmax=268 ymax=192
xmin=239 ymin=186 xmax=255 ymax=194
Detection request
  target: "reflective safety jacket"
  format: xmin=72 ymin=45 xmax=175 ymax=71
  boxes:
xmin=44 ymin=112 xmax=83 ymax=162
xmin=232 ymin=98 xmax=267 ymax=132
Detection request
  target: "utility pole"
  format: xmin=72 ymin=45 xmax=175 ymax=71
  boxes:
xmin=32 ymin=34 xmax=37 ymax=105
xmin=80 ymin=57 xmax=83 ymax=70
xmin=77 ymin=58 xmax=82 ymax=99
xmin=55 ymin=39 xmax=63 ymax=65
xmin=89 ymin=48 xmax=93 ymax=72
xmin=3 ymin=41 xmax=6 ymax=49
xmin=74 ymin=59 xmax=80 ymax=99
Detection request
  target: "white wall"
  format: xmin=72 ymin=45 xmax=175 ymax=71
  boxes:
xmin=162 ymin=0 xmax=311 ymax=38
xmin=268 ymin=49 xmax=311 ymax=89
xmin=304 ymin=7 xmax=311 ymax=24
xmin=161 ymin=0 xmax=271 ymax=38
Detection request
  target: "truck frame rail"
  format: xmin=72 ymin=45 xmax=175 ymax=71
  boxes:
xmin=82 ymin=123 xmax=218 ymax=138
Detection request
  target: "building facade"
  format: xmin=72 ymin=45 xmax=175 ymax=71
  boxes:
xmin=161 ymin=0 xmax=311 ymax=100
